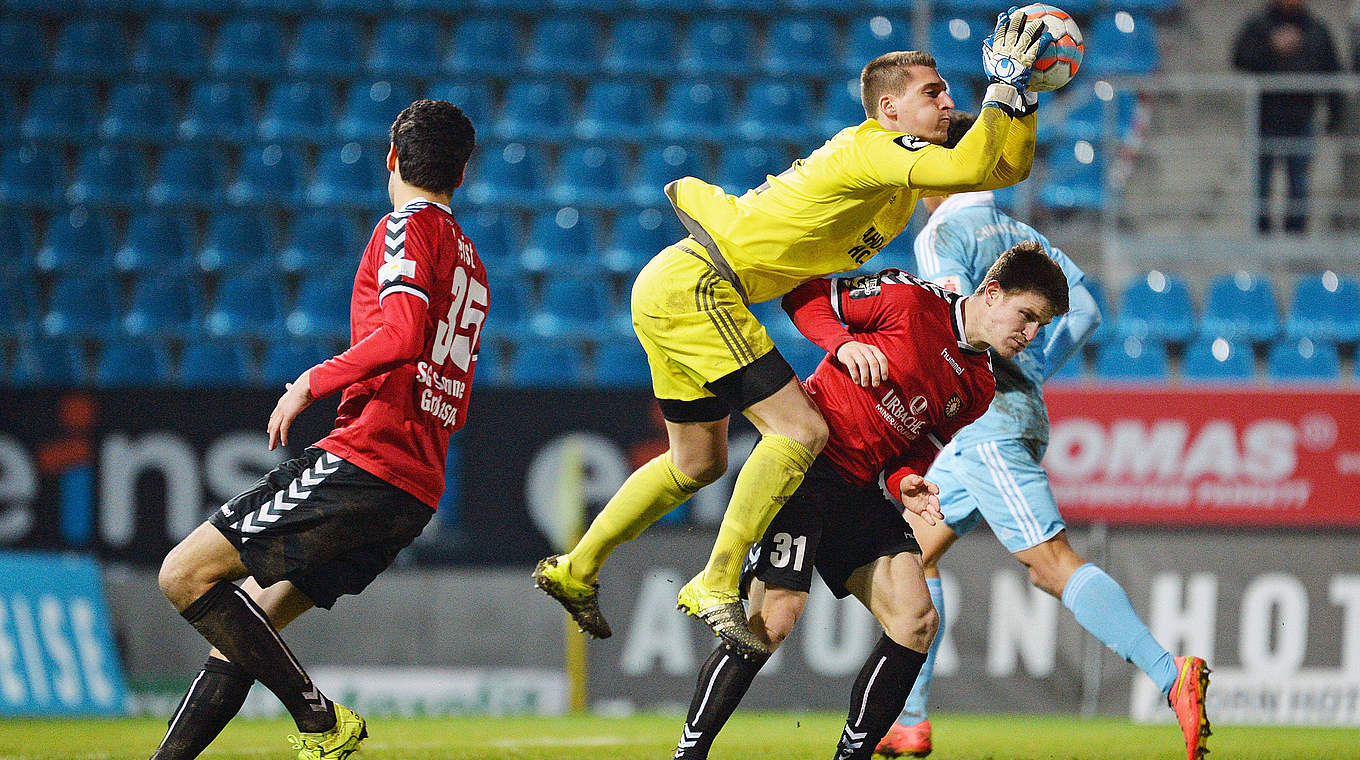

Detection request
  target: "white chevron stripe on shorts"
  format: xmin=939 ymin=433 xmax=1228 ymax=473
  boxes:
xmin=234 ymin=452 xmax=341 ymax=541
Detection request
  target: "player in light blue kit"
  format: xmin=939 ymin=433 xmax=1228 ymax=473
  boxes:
xmin=874 ymin=114 xmax=1211 ymax=760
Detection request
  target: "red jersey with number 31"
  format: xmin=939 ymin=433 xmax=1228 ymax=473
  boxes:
xmin=310 ymin=199 xmax=487 ymax=508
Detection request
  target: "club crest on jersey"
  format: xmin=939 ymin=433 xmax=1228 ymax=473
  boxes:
xmin=945 ymin=393 xmax=962 ymax=417
xmin=894 ymin=135 xmax=931 ymax=151
xmin=845 ymin=274 xmax=881 ymax=299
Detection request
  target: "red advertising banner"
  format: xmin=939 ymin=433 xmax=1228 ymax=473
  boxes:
xmin=1043 ymin=388 xmax=1360 ymax=527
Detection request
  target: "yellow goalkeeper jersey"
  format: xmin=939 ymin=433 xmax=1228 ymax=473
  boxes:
xmin=665 ymin=108 xmax=1035 ymax=305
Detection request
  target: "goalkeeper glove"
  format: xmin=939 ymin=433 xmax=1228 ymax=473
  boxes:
xmin=981 ymin=7 xmax=1051 ymax=114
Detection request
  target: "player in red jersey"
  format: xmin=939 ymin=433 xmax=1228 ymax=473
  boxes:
xmin=151 ymin=100 xmax=483 ymax=760
xmin=671 ymin=242 xmax=1069 ymax=760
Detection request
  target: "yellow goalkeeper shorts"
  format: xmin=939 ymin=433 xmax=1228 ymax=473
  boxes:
xmin=630 ymin=238 xmax=794 ymax=423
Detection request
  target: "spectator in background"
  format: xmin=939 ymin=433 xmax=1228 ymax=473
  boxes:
xmin=1233 ymin=0 xmax=1344 ymax=234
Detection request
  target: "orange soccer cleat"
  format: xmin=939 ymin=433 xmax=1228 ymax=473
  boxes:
xmin=874 ymin=719 xmax=931 ymax=758
xmin=1168 ymin=655 xmax=1212 ymax=760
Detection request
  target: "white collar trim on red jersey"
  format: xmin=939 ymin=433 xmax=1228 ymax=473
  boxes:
xmin=404 ymin=196 xmax=451 ymax=214
xmin=953 ymin=295 xmax=987 ymax=355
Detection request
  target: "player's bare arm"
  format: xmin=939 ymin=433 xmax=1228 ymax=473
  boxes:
xmin=267 ymin=370 xmax=315 ymax=451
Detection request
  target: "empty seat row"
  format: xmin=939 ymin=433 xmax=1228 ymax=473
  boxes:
xmin=1087 ymin=270 xmax=1360 ymax=346
xmin=1053 ymin=335 xmax=1354 ymax=384
xmin=1 ymin=12 xmax=1158 ymax=83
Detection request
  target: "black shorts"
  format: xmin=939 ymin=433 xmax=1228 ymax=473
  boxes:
xmin=742 ymin=456 xmax=919 ymax=599
xmin=209 ymin=447 xmax=432 ymax=609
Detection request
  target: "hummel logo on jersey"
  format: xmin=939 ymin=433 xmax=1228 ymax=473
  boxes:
xmin=232 ymin=453 xmax=341 ymax=541
xmin=941 ymin=347 xmax=964 ymax=376
xmin=893 ymin=135 xmax=931 ymax=151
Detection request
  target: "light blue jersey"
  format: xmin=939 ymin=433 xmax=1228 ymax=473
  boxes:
xmin=914 ymin=191 xmax=1095 ymax=447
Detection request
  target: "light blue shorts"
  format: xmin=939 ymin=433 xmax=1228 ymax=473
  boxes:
xmin=928 ymin=438 xmax=1066 ymax=553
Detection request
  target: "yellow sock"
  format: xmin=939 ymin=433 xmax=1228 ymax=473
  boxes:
xmin=566 ymin=452 xmax=705 ymax=584
xmin=701 ymin=434 xmax=815 ymax=591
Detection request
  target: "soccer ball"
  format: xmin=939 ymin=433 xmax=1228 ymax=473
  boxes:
xmin=1018 ymin=3 xmax=1084 ymax=92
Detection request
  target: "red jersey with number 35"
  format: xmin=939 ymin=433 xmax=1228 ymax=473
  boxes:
xmin=309 ymin=198 xmax=487 ymax=508
xmin=781 ymin=269 xmax=994 ymax=502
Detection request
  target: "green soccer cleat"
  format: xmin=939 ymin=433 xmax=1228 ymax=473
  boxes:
xmin=288 ymin=703 xmax=367 ymax=760
xmin=533 ymin=555 xmax=613 ymax=639
xmin=1168 ymin=655 xmax=1212 ymax=760
xmin=676 ymin=574 xmax=770 ymax=660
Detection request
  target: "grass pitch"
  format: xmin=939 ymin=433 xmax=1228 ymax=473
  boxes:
xmin=3 ymin=711 xmax=1355 ymax=760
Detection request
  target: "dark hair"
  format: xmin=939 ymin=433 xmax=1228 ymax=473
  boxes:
xmin=944 ymin=110 xmax=975 ymax=149
xmin=860 ymin=50 xmax=939 ymax=118
xmin=389 ymin=99 xmax=476 ymax=195
xmin=978 ymin=240 xmax=1069 ymax=315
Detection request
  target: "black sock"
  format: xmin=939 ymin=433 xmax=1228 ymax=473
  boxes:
xmin=149 ymin=657 xmax=253 ymax=760
xmin=673 ymin=644 xmax=768 ymax=759
xmin=180 ymin=581 xmax=334 ymax=733
xmin=831 ymin=634 xmax=928 ymax=760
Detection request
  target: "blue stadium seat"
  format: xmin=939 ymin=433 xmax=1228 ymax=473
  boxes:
xmin=444 ymin=17 xmax=519 ymax=77
xmin=0 ymin=213 xmax=34 ymax=274
xmin=0 ymin=19 xmax=46 ymax=79
xmin=287 ymin=17 xmax=364 ymax=79
xmin=336 ymin=80 xmax=419 ymax=143
xmin=258 ymin=82 xmax=335 ymax=143
xmin=205 ymin=271 xmax=286 ymax=337
xmin=369 ymin=17 xmax=442 ymax=77
xmin=20 ymin=83 xmax=99 ymax=142
xmin=0 ymin=264 xmax=35 ymax=338
xmin=228 ymin=143 xmax=307 ymax=207
xmin=1040 ymin=140 xmax=1106 ymax=211
xmin=508 ymin=342 xmax=587 ymax=386
xmin=525 ymin=16 xmax=599 ymax=76
xmin=575 ymin=81 xmax=653 ymax=142
xmin=529 ymin=277 xmax=613 ymax=339
xmin=630 ymin=0 xmax=697 ymax=10
xmin=605 ymin=207 xmax=681 ymax=277
xmin=1047 ymin=349 xmax=1085 ymax=383
xmin=427 ymin=81 xmax=495 ymax=131
xmin=1093 ymin=336 xmax=1168 ymax=380
xmin=1111 ymin=0 xmax=1180 ymax=12
xmin=592 ymin=339 xmax=652 ymax=387
xmin=158 ymin=0 xmax=230 ymax=12
xmin=736 ymin=81 xmax=817 ymax=143
xmin=123 ymin=270 xmax=202 ymax=337
xmin=113 ymin=212 xmax=196 ymax=275
xmin=94 ymin=338 xmax=172 ymax=386
xmin=928 ymin=14 xmax=990 ymax=78
xmin=520 ymin=207 xmax=601 ymax=276
xmin=287 ymin=272 xmax=354 ymax=339
xmin=35 ymin=208 xmax=115 ymax=274
xmin=632 ymin=143 xmax=708 ymax=206
xmin=41 ymin=273 xmax=119 ymax=338
xmin=178 ymin=337 xmax=255 ymax=386
xmin=261 ymin=336 xmax=334 ymax=386
xmin=602 ymin=17 xmax=677 ymax=77
xmin=844 ymin=15 xmax=914 ymax=74
xmin=459 ymin=208 xmax=520 ymax=276
xmin=715 ymin=143 xmax=790 ymax=196
xmin=66 ymin=146 xmax=148 ymax=207
xmin=132 ymin=18 xmax=208 ymax=78
xmin=1181 ymin=336 xmax=1255 ymax=383
xmin=1285 ymin=271 xmax=1360 ymax=344
xmin=305 ymin=141 xmax=389 ymax=209
xmin=199 ymin=210 xmax=274 ymax=275
xmin=178 ymin=81 xmax=257 ymax=142
xmin=1081 ymin=275 xmax=1117 ymax=347
xmin=148 ymin=145 xmax=228 ymax=208
xmin=1267 ymin=337 xmax=1340 ymax=382
xmin=280 ymin=211 xmax=364 ymax=275
xmin=1199 ymin=271 xmax=1280 ymax=344
xmin=1051 ymin=87 xmax=1142 ymax=144
xmin=481 ymin=281 xmax=531 ymax=341
xmin=1083 ymin=11 xmax=1158 ymax=75
xmin=0 ymin=87 xmax=17 ymax=144
xmin=549 ymin=145 xmax=630 ymax=208
xmin=9 ymin=337 xmax=85 ymax=386
xmin=1114 ymin=270 xmax=1195 ymax=344
xmin=764 ymin=16 xmax=837 ymax=78
xmin=211 ymin=16 xmax=286 ymax=78
xmin=657 ymin=81 xmax=735 ymax=142
xmin=463 ymin=142 xmax=549 ymax=208
xmin=52 ymin=18 xmax=127 ymax=78
xmin=679 ymin=18 xmax=756 ymax=76
xmin=100 ymin=82 xmax=178 ymax=145
xmin=495 ymin=80 xmax=574 ymax=141
xmin=819 ymin=78 xmax=870 ymax=136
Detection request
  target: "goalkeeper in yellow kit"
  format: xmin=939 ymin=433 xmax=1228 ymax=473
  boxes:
xmin=536 ymin=9 xmax=1051 ymax=657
